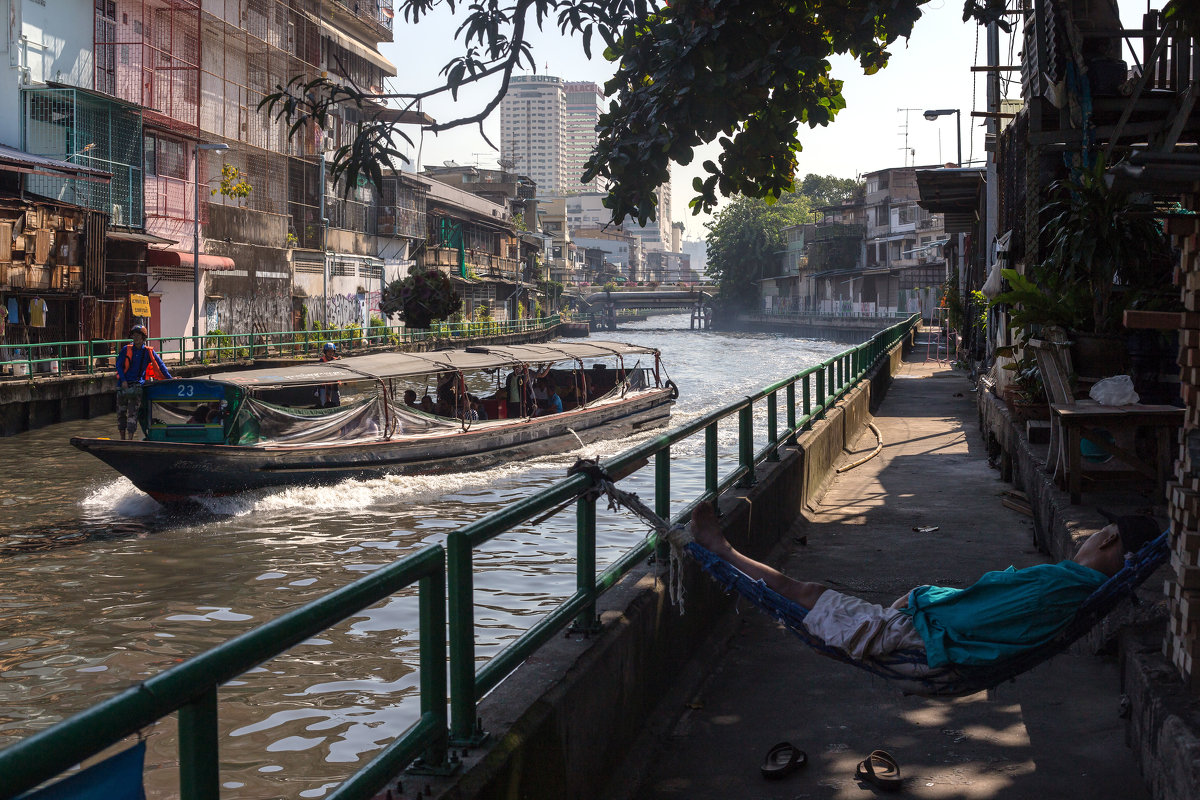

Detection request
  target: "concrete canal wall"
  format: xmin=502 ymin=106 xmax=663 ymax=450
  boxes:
xmin=977 ymin=389 xmax=1200 ymax=800
xmin=734 ymin=312 xmax=907 ymax=343
xmin=412 ymin=331 xmax=913 ymax=800
xmin=0 ymin=325 xmax=567 ymax=436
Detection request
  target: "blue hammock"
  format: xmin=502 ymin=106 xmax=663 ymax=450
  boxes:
xmin=682 ymin=530 xmax=1170 ymax=697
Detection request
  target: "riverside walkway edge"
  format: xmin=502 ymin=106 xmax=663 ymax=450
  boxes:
xmin=620 ymin=349 xmax=1150 ymax=799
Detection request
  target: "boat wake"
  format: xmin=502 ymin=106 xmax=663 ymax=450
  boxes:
xmin=81 ymin=478 xmax=163 ymax=518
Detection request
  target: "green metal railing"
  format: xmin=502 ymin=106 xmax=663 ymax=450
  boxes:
xmin=0 ymin=316 xmax=561 ymax=378
xmin=0 ymin=314 xmax=916 ymax=798
xmin=0 ymin=545 xmax=449 ymax=800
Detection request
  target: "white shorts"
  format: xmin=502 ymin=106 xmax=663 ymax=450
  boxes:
xmin=803 ymin=590 xmax=928 ymax=666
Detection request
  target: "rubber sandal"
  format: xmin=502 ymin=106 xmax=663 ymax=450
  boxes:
xmin=855 ymin=749 xmax=902 ymax=791
xmin=760 ymin=741 xmax=807 ymax=780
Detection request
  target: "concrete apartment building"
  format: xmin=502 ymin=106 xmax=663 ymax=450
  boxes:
xmin=0 ymin=0 xmax=437 ymax=343
xmin=861 ymin=166 xmax=947 ymax=315
xmin=500 ymin=75 xmax=566 ymax=196
xmin=563 ymin=80 xmax=604 ymax=195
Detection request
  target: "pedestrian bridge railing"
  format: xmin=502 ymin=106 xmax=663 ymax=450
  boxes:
xmin=0 ymin=316 xmax=562 ymax=379
xmin=0 ymin=315 xmax=918 ymax=800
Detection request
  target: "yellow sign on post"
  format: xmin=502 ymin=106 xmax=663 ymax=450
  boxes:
xmin=130 ymin=294 xmax=151 ymax=317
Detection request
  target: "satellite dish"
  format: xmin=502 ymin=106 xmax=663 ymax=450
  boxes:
xmin=443 ymin=160 xmax=459 ymax=167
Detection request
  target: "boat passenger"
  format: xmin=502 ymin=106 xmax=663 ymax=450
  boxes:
xmin=419 ymin=394 xmax=436 ymax=414
xmin=505 ymin=367 xmax=528 ymax=418
xmin=403 ymin=389 xmax=419 ymax=408
xmin=536 ymin=380 xmax=562 ymax=416
xmin=316 ymin=342 xmax=342 ymax=408
xmin=474 ymin=399 xmax=488 ymax=421
xmin=115 ymin=324 xmax=173 ymax=441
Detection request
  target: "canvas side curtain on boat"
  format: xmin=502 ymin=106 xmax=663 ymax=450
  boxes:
xmin=230 ymin=397 xmax=464 ymax=445
xmin=231 ymin=397 xmax=386 ymax=445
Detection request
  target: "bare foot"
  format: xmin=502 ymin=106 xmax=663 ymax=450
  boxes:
xmin=690 ymin=501 xmax=732 ymax=555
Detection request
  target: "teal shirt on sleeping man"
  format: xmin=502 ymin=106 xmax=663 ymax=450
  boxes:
xmin=901 ymin=561 xmax=1108 ymax=668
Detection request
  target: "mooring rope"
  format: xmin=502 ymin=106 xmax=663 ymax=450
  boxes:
xmin=568 ymin=459 xmax=691 ymax=609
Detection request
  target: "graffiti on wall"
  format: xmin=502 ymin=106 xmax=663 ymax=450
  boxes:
xmin=303 ymin=291 xmax=382 ymax=328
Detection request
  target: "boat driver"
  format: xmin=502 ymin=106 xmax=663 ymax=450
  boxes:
xmin=115 ymin=324 xmax=172 ymax=440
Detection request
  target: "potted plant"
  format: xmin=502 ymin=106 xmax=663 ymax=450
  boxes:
xmin=1000 ymin=355 xmax=1049 ymax=423
xmin=1036 ymin=155 xmax=1171 ymax=377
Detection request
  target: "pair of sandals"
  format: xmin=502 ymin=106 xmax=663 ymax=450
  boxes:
xmin=761 ymin=743 xmax=902 ymax=791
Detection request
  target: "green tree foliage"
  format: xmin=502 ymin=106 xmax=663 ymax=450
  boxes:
xmin=380 ymin=269 xmax=463 ymax=330
xmin=795 ymin=174 xmax=862 ymax=208
xmin=705 ymin=192 xmax=810 ymax=312
xmin=261 ymin=2 xmax=1004 ymax=224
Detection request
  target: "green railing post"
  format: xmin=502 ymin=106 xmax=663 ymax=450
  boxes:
xmin=705 ymin=422 xmax=718 ymax=499
xmin=574 ymin=494 xmax=600 ymax=631
xmin=766 ymin=391 xmax=779 ymax=461
xmin=736 ymin=402 xmax=755 ymax=487
xmin=802 ymin=373 xmax=811 ymax=423
xmin=815 ymin=367 xmax=826 ymax=419
xmin=178 ymin=687 xmax=220 ymax=800
xmin=786 ymin=381 xmax=797 ymax=444
xmin=418 ymin=564 xmax=449 ymax=768
xmin=447 ymin=532 xmax=482 ymax=745
xmin=655 ymin=447 xmax=671 ymax=559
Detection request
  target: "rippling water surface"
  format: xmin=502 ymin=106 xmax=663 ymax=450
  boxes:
xmin=0 ymin=315 xmax=852 ymax=797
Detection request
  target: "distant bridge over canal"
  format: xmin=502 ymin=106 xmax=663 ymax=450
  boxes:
xmin=584 ymin=289 xmax=713 ymax=330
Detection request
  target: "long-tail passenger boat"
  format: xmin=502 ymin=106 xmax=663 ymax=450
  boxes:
xmin=72 ymin=341 xmax=676 ymax=503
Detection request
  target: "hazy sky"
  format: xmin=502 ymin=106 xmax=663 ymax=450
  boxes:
xmin=378 ymin=0 xmax=1159 ymax=240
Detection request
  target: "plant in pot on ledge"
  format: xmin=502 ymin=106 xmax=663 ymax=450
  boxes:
xmin=993 ymin=155 xmax=1175 ymax=391
xmin=1036 ymin=155 xmax=1173 ymax=379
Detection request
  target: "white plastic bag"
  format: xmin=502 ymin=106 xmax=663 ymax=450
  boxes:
xmin=1089 ymin=375 xmax=1139 ymax=406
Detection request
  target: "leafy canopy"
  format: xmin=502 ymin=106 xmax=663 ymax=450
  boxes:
xmin=705 ymin=191 xmax=810 ymax=313
xmin=381 ymin=269 xmax=463 ymax=330
xmin=262 ymin=1 xmax=1002 ymax=224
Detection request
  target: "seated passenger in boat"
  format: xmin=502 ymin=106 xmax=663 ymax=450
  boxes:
xmin=403 ymin=389 xmax=418 ymax=408
xmin=188 ymin=404 xmax=212 ymax=424
xmin=419 ymin=394 xmax=436 ymax=414
xmin=535 ymin=380 xmax=562 ymax=416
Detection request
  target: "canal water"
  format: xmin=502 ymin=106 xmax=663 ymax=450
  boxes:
xmin=0 ymin=315 xmax=852 ymax=798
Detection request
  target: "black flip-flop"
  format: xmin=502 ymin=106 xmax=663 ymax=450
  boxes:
xmin=761 ymin=741 xmax=807 ymax=779
xmin=856 ymin=749 xmax=902 ymax=791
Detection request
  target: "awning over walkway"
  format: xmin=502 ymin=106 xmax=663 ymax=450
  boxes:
xmin=107 ymin=230 xmax=177 ymax=245
xmin=915 ymin=167 xmax=985 ymax=234
xmin=148 ymin=250 xmax=236 ymax=271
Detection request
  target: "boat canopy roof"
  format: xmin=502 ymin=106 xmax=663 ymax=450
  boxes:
xmin=201 ymin=340 xmax=660 ymax=389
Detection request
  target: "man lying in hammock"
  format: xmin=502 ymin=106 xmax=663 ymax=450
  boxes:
xmin=689 ymin=503 xmax=1159 ymax=675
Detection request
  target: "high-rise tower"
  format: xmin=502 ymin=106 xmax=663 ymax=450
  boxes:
xmin=563 ymin=81 xmax=604 ymax=194
xmin=500 ymin=75 xmax=567 ymax=195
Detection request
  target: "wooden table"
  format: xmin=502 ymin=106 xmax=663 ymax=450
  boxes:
xmin=1051 ymin=400 xmax=1184 ymax=504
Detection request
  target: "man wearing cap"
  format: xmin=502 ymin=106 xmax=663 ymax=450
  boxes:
xmin=689 ymin=503 xmax=1160 ymax=672
xmin=115 ymin=324 xmax=173 ymax=440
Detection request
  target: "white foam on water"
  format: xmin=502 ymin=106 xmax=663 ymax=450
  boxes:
xmin=79 ymin=478 xmax=162 ymax=517
xmin=190 ymin=459 xmax=543 ymax=518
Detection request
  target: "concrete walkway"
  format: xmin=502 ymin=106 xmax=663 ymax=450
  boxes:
xmin=623 ymin=354 xmax=1148 ymax=799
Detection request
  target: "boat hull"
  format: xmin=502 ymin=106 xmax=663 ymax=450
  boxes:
xmin=72 ymin=390 xmax=673 ymax=502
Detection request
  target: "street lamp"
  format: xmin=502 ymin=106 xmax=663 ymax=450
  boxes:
xmin=193 ymin=143 xmax=229 ymax=342
xmin=923 ymin=109 xmax=961 ymax=167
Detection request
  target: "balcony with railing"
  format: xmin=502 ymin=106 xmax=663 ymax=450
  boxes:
xmin=426 ymin=247 xmax=521 ymax=281
xmin=326 ymin=0 xmax=394 ymax=42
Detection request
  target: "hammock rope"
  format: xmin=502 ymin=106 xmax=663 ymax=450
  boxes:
xmin=569 ymin=460 xmax=1170 ymax=697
